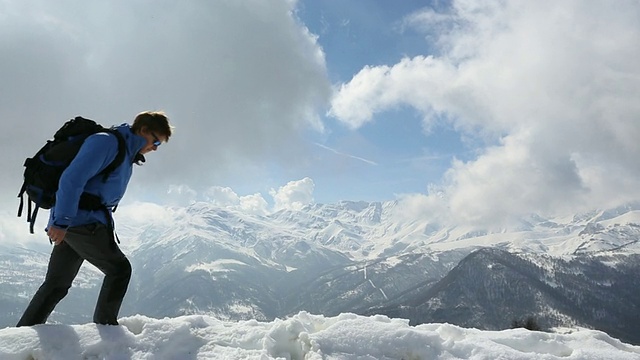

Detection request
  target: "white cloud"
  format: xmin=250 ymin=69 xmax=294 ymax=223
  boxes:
xmin=119 ymin=179 xmax=313 ymax=219
xmin=204 ymin=186 xmax=269 ymax=216
xmin=0 ymin=0 xmax=331 ymax=212
xmin=0 ymin=210 xmax=40 ymax=246
xmin=123 ymin=178 xmax=317 ymax=218
xmin=115 ymin=201 xmax=176 ymax=228
xmin=330 ymin=0 xmax=640 ymax=225
xmin=270 ymin=177 xmax=315 ymax=211
xmin=167 ymin=184 xmax=198 ymax=206
xmin=238 ymin=194 xmax=270 ymax=216
xmin=204 ymin=186 xmax=242 ymax=206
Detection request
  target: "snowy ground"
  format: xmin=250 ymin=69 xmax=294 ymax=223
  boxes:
xmin=0 ymin=312 xmax=638 ymax=360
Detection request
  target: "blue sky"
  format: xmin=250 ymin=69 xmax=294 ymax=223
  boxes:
xmin=1 ymin=0 xmax=640 ymax=230
xmin=284 ymin=0 xmax=468 ymax=203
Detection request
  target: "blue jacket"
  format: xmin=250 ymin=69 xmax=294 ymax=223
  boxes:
xmin=48 ymin=124 xmax=147 ymax=229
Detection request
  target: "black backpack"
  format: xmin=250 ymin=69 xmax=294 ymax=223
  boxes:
xmin=17 ymin=116 xmax=126 ymax=234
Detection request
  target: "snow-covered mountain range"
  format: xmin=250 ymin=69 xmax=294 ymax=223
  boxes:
xmin=3 ymin=200 xmax=640 ymax=344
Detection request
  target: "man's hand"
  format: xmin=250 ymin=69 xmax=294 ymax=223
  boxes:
xmin=47 ymin=227 xmax=67 ymax=245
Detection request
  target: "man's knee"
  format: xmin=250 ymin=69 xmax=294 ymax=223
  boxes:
xmin=49 ymin=286 xmax=71 ymax=301
xmin=100 ymin=256 xmax=131 ymax=277
xmin=114 ymin=258 xmax=132 ymax=280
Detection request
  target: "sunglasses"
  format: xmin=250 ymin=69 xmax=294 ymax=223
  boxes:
xmin=151 ymin=133 xmax=162 ymax=147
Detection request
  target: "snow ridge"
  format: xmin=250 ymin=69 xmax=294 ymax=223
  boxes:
xmin=1 ymin=312 xmax=639 ymax=359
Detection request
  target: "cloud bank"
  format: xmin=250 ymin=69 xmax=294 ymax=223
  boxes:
xmin=161 ymin=177 xmax=315 ymax=216
xmin=0 ymin=0 xmax=331 ymax=208
xmin=330 ymin=0 xmax=640 ymax=226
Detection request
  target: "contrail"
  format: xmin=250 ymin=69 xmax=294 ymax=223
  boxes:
xmin=314 ymin=143 xmax=378 ymax=166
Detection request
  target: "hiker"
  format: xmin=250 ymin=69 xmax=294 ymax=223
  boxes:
xmin=16 ymin=111 xmax=173 ymax=326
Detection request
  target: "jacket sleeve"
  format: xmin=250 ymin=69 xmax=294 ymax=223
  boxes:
xmin=52 ymin=133 xmax=119 ymax=227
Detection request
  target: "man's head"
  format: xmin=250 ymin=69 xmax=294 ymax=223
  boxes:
xmin=131 ymin=111 xmax=173 ymax=154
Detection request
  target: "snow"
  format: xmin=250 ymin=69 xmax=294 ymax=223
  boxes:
xmin=186 ymin=259 xmax=248 ymax=274
xmin=0 ymin=312 xmax=638 ymax=360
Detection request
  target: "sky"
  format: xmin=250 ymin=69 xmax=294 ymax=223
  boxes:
xmin=1 ymin=0 xmax=640 ymax=230
xmin=0 ymin=311 xmax=639 ymax=359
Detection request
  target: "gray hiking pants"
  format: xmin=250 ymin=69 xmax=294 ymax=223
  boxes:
xmin=16 ymin=223 xmax=131 ymax=326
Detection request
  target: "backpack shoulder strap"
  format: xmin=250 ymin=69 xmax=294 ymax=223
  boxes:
xmin=99 ymin=129 xmax=127 ymax=182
